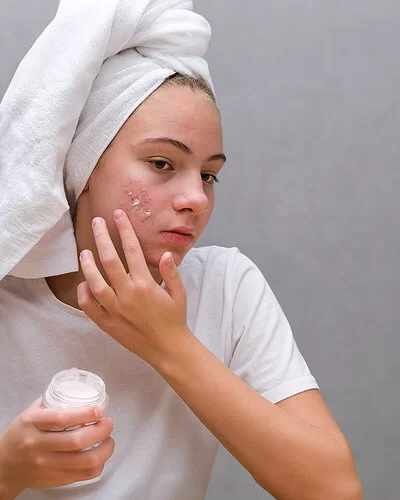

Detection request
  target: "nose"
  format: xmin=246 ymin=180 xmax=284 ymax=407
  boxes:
xmin=172 ymin=171 xmax=210 ymax=215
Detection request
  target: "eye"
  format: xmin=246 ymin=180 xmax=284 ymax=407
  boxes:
xmin=201 ymin=173 xmax=219 ymax=185
xmin=149 ymin=159 xmax=171 ymax=170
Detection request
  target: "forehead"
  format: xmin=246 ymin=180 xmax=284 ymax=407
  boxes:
xmin=116 ymin=85 xmax=222 ymax=150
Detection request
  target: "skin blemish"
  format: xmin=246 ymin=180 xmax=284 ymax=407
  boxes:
xmin=121 ymin=182 xmax=152 ymax=221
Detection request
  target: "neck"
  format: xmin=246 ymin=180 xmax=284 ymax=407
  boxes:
xmin=46 ymin=271 xmax=84 ymax=310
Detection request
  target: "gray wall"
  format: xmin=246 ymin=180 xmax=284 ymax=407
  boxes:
xmin=2 ymin=1 xmax=399 ymax=499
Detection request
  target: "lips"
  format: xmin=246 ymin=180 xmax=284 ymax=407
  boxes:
xmin=161 ymin=227 xmax=195 ymax=245
xmin=166 ymin=226 xmax=194 ymax=236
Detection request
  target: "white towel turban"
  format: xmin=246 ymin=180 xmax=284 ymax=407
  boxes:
xmin=0 ymin=0 xmax=212 ymax=280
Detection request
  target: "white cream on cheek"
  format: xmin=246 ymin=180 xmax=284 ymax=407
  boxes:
xmin=125 ymin=187 xmax=152 ymax=218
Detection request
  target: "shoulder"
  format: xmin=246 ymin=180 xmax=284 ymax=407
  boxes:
xmin=179 ymin=245 xmax=259 ymax=285
xmin=179 ymin=245 xmax=272 ymax=305
xmin=180 ymin=245 xmax=239 ymax=268
xmin=179 ymin=246 xmax=239 ymax=303
xmin=180 ymin=245 xmax=260 ymax=275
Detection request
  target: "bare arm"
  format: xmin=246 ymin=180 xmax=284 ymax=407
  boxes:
xmin=155 ymin=332 xmax=362 ymax=500
xmin=77 ymin=210 xmax=362 ymax=500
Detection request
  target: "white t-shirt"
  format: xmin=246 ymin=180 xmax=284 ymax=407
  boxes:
xmin=0 ymin=246 xmax=318 ymax=499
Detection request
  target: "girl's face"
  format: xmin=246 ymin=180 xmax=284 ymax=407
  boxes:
xmin=75 ymin=84 xmax=225 ymax=281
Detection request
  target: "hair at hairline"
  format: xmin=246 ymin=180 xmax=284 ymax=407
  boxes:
xmin=161 ymin=73 xmax=216 ymax=104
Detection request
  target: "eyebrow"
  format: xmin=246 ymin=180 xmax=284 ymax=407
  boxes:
xmin=141 ymin=137 xmax=227 ymax=164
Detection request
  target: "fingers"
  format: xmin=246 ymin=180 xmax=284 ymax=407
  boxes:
xmin=159 ymin=252 xmax=186 ymax=303
xmin=80 ymin=213 xmax=151 ymax=307
xmin=90 ymin=217 xmax=130 ymax=290
xmin=39 ymin=436 xmax=115 ymax=488
xmin=39 ymin=417 xmax=114 ymax=453
xmin=79 ymin=249 xmax=116 ymax=308
xmin=23 ymin=437 xmax=115 ymax=488
xmin=32 ymin=405 xmax=105 ymax=432
xmin=112 ymin=209 xmax=151 ymax=282
xmin=49 ymin=436 xmax=115 ymax=472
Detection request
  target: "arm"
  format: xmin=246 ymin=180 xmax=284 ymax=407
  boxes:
xmin=156 ymin=337 xmax=362 ymax=499
xmin=78 ymin=210 xmax=362 ymax=500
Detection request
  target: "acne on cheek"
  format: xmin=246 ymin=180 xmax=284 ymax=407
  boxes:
xmin=119 ymin=181 xmax=153 ymax=222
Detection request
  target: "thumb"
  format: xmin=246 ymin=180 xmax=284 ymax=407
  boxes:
xmin=159 ymin=252 xmax=185 ymax=301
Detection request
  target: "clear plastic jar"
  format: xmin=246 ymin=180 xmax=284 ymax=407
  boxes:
xmin=43 ymin=369 xmax=109 ymax=487
xmin=43 ymin=369 xmax=107 ymax=413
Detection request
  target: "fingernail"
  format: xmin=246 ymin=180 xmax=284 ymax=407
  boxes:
xmin=92 ymin=217 xmax=103 ymax=228
xmin=94 ymin=406 xmax=105 ymax=419
xmin=113 ymin=209 xmax=124 ymax=220
xmin=80 ymin=250 xmax=90 ymax=260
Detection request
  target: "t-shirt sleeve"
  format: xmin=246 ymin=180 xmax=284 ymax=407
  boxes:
xmin=227 ymin=250 xmax=319 ymax=403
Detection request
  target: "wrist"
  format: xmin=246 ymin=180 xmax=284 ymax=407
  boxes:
xmin=152 ymin=327 xmax=199 ymax=376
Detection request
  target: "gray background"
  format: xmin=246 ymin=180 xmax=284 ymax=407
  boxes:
xmin=1 ymin=1 xmax=399 ymax=499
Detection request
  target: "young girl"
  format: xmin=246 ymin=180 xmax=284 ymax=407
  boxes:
xmin=0 ymin=2 xmax=361 ymax=499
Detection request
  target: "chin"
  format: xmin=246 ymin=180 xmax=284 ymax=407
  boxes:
xmin=145 ymin=248 xmax=187 ymax=269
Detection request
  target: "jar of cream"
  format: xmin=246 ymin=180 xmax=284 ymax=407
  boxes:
xmin=43 ymin=368 xmax=108 ymax=415
xmin=43 ymin=369 xmax=109 ymax=487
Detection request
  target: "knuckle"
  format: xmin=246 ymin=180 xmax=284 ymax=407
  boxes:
xmin=68 ymin=433 xmax=84 ymax=451
xmin=85 ymin=465 xmax=104 ymax=480
xmin=134 ymin=280 xmax=150 ymax=294
xmin=92 ymin=285 xmax=110 ymax=298
xmin=20 ymin=435 xmax=36 ymax=452
xmin=99 ymin=429 xmax=111 ymax=444
xmin=77 ymin=294 xmax=90 ymax=309
xmin=101 ymin=253 xmax=117 ymax=267
xmin=124 ymin=241 xmax=137 ymax=255
xmin=51 ymin=412 xmax=68 ymax=430
xmin=32 ymin=454 xmax=46 ymax=468
xmin=96 ymin=418 xmax=109 ymax=434
xmin=106 ymin=437 xmax=116 ymax=457
xmin=105 ymin=418 xmax=114 ymax=433
xmin=77 ymin=288 xmax=90 ymax=307
xmin=85 ymin=453 xmax=101 ymax=469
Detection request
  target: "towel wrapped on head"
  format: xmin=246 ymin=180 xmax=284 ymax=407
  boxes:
xmin=0 ymin=0 xmax=213 ymax=280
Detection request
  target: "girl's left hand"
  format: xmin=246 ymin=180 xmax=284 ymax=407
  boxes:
xmin=77 ymin=209 xmax=191 ymax=368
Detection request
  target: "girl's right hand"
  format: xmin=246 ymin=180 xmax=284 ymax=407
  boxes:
xmin=0 ymin=398 xmax=114 ymax=498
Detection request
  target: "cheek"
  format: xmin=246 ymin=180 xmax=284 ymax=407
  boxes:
xmin=117 ymin=180 xmax=155 ymax=227
xmin=202 ymin=192 xmax=215 ymax=224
